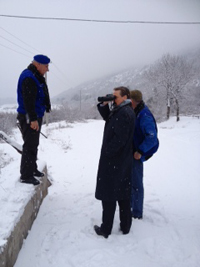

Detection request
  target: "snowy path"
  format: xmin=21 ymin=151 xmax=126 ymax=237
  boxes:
xmin=12 ymin=118 xmax=200 ymax=267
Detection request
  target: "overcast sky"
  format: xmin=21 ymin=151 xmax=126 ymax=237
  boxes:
xmin=0 ymin=0 xmax=200 ymax=99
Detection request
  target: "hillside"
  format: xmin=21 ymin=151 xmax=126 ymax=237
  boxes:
xmin=52 ymin=48 xmax=200 ymax=121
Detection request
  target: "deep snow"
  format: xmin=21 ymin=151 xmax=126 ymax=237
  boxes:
xmin=0 ymin=116 xmax=200 ymax=267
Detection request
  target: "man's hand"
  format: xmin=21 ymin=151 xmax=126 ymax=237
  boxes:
xmin=30 ymin=121 xmax=39 ymax=131
xmin=134 ymin=151 xmax=141 ymax=160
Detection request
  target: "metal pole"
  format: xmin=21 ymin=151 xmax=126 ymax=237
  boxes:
xmin=80 ymin=89 xmax=82 ymax=111
xmin=45 ymin=73 xmax=49 ymax=127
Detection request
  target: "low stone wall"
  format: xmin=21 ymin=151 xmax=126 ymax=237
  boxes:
xmin=0 ymin=167 xmax=51 ymax=267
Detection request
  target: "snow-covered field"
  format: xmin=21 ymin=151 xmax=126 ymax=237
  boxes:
xmin=0 ymin=116 xmax=200 ymax=267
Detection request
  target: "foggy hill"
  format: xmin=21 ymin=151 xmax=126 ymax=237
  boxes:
xmin=52 ymin=67 xmax=147 ymax=106
xmin=52 ymin=48 xmax=200 ymax=121
xmin=1 ymin=49 xmax=199 ymax=122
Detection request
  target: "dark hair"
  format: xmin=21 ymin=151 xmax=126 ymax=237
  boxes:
xmin=114 ymin=86 xmax=130 ymax=99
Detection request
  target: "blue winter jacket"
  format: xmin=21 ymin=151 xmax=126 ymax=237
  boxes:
xmin=133 ymin=104 xmax=159 ymax=162
xmin=17 ymin=69 xmax=46 ymax=118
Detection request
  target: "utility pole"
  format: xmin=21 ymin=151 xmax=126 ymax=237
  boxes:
xmin=45 ymin=73 xmax=49 ymax=127
xmin=80 ymin=89 xmax=82 ymax=111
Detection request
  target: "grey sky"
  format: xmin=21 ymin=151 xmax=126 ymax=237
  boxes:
xmin=0 ymin=0 xmax=200 ymax=99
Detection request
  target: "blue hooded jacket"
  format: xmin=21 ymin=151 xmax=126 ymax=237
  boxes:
xmin=133 ymin=103 xmax=159 ymax=162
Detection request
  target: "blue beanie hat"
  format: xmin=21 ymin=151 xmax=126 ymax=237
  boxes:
xmin=33 ymin=54 xmax=51 ymax=64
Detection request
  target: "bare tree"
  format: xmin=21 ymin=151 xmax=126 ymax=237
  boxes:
xmin=144 ymin=54 xmax=194 ymax=121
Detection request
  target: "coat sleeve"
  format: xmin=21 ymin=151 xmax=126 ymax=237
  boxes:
xmin=137 ymin=114 xmax=158 ymax=155
xmin=105 ymin=110 xmax=133 ymax=158
xmin=97 ymin=103 xmax=110 ymax=120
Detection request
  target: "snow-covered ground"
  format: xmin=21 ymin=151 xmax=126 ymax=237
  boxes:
xmin=0 ymin=116 xmax=200 ymax=267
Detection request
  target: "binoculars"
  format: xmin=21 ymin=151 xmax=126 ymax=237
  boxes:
xmin=97 ymin=94 xmax=116 ymax=102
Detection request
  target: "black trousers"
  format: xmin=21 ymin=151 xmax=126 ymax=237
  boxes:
xmin=101 ymin=199 xmax=132 ymax=235
xmin=17 ymin=114 xmax=42 ymax=179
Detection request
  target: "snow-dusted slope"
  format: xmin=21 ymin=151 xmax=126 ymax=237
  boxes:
xmin=0 ymin=116 xmax=200 ymax=267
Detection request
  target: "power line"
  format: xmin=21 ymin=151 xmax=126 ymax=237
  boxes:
xmin=0 ymin=26 xmax=74 ymax=88
xmin=0 ymin=41 xmax=72 ymax=87
xmin=0 ymin=43 xmax=30 ymax=58
xmin=0 ymin=27 xmax=71 ymax=85
xmin=0 ymin=26 xmax=40 ymax=53
xmin=52 ymin=61 xmax=77 ymax=86
xmin=50 ymin=69 xmax=70 ymax=87
xmin=0 ymin=35 xmax=34 ymax=55
xmin=0 ymin=14 xmax=200 ymax=24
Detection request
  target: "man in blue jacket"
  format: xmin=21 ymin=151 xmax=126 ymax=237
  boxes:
xmin=17 ymin=55 xmax=51 ymax=185
xmin=130 ymin=90 xmax=159 ymax=219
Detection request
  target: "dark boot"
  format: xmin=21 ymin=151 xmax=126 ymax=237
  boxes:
xmin=94 ymin=225 xmax=109 ymax=239
xmin=20 ymin=176 xmax=40 ymax=186
xmin=33 ymin=170 xmax=45 ymax=177
xmin=132 ymin=214 xmax=143 ymax=220
xmin=119 ymin=225 xmax=130 ymax=235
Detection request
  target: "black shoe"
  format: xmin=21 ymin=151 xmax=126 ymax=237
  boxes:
xmin=94 ymin=225 xmax=109 ymax=239
xmin=20 ymin=177 xmax=40 ymax=186
xmin=119 ymin=225 xmax=130 ymax=235
xmin=132 ymin=215 xmax=143 ymax=220
xmin=33 ymin=170 xmax=45 ymax=177
xmin=120 ymin=228 xmax=130 ymax=235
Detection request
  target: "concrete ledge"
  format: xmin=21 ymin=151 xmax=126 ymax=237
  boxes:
xmin=0 ymin=167 xmax=51 ymax=267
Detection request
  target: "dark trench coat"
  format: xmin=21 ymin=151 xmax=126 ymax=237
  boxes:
xmin=95 ymin=101 xmax=135 ymax=201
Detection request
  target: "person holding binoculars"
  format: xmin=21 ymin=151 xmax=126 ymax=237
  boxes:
xmin=94 ymin=86 xmax=135 ymax=238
